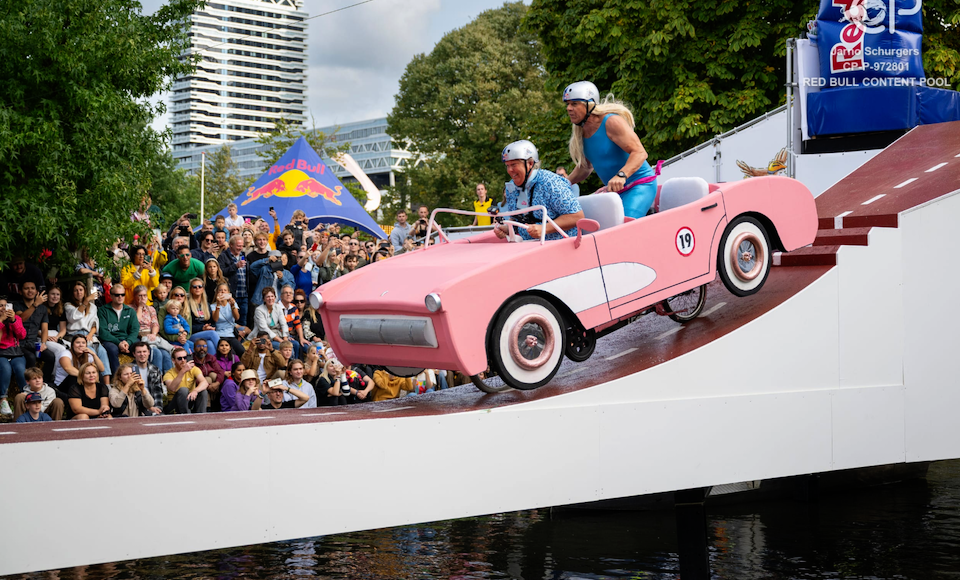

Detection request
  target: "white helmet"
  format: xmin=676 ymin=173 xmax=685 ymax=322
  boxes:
xmin=562 ymin=81 xmax=600 ymax=104
xmin=501 ymin=140 xmax=539 ymax=164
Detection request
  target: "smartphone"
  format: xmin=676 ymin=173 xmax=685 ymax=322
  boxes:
xmin=4 ymin=304 xmax=12 ymax=311
xmin=310 ymin=242 xmax=319 ymax=252
xmin=269 ymin=206 xmax=274 ymax=212
xmin=185 ymin=213 xmax=198 ymax=220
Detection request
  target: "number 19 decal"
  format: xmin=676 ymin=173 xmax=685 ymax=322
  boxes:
xmin=675 ymin=227 xmax=695 ymax=256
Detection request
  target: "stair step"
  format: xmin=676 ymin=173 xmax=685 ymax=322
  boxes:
xmin=778 ymin=245 xmax=838 ymax=267
xmin=813 ymin=227 xmax=871 ymax=247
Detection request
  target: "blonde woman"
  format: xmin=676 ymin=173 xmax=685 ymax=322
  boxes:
xmin=562 ymin=81 xmax=658 ymax=219
xmin=109 ymin=363 xmax=160 ymax=417
xmin=184 ymin=277 xmax=221 ymax=347
xmin=67 ymin=362 xmax=111 ymax=420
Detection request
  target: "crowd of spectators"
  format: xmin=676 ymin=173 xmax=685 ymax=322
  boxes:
xmin=0 ymin=199 xmax=479 ymax=423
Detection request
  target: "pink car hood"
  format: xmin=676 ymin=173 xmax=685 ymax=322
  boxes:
xmin=317 ymin=233 xmax=538 ymax=314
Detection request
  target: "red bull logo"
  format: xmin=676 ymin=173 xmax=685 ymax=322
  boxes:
xmin=241 ymin=178 xmax=286 ymax=206
xmin=241 ymin=168 xmax=344 ymax=206
xmin=295 ymin=178 xmax=343 ymax=206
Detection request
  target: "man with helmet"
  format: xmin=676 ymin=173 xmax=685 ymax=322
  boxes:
xmin=494 ymin=140 xmax=583 ymax=242
xmin=562 ymin=81 xmax=658 ymax=219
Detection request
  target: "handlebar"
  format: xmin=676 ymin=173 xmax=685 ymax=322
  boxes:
xmin=424 ymin=206 xmax=568 ymax=246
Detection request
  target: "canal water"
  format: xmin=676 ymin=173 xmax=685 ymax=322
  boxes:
xmin=10 ymin=460 xmax=960 ymax=579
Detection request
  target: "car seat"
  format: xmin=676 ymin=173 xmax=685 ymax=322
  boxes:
xmin=578 ymin=192 xmax=625 ymax=230
xmin=656 ymin=177 xmax=710 ymax=213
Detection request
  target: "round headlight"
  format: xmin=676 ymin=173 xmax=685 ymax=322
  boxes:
xmin=309 ymin=291 xmax=323 ymax=310
xmin=425 ymin=292 xmax=442 ymax=313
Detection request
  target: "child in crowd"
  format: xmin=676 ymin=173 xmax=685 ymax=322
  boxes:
xmin=13 ymin=367 xmax=64 ymax=420
xmin=163 ymin=301 xmax=193 ymax=354
xmin=224 ymin=203 xmax=244 ymax=229
xmin=16 ymin=392 xmax=52 ymax=423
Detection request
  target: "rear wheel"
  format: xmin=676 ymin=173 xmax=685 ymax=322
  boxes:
xmin=564 ymin=325 xmax=596 ymax=362
xmin=717 ymin=217 xmax=771 ymax=297
xmin=661 ymin=284 xmax=708 ymax=323
xmin=490 ymin=295 xmax=565 ymax=390
xmin=470 ymin=374 xmax=511 ymax=394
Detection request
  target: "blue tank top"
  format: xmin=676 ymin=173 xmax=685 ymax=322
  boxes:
xmin=582 ymin=114 xmax=653 ymax=186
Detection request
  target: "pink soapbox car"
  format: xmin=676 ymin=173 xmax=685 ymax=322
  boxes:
xmin=310 ymin=175 xmax=817 ymax=392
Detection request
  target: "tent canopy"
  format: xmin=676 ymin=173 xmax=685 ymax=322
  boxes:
xmin=212 ymin=136 xmax=387 ymax=239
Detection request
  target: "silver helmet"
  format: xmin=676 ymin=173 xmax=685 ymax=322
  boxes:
xmin=501 ymin=140 xmax=539 ymax=164
xmin=562 ymin=81 xmax=600 ymax=104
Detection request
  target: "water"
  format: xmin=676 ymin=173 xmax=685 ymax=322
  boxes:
xmin=8 ymin=461 xmax=960 ymax=579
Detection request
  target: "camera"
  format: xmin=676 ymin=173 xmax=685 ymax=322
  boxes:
xmin=267 ymin=378 xmax=283 ymax=389
xmin=185 ymin=213 xmax=198 ymax=220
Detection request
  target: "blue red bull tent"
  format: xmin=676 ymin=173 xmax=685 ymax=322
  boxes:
xmin=214 ymin=136 xmax=387 ymax=238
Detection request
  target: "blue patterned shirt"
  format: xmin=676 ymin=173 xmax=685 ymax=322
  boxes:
xmin=503 ymin=169 xmax=582 ymax=240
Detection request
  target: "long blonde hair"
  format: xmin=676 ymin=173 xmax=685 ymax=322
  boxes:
xmin=185 ymin=277 xmax=211 ymax=319
xmin=568 ymin=93 xmax=636 ymax=169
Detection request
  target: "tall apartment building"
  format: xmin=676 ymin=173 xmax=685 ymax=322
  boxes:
xmin=171 ymin=0 xmax=308 ymax=165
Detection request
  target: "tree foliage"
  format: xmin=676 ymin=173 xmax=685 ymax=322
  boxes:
xmin=147 ymin=148 xmax=200 ymax=228
xmin=386 ymin=2 xmax=556 ymax=224
xmin=526 ymin=1 xmax=960 ymax=161
xmin=0 ymin=0 xmax=202 ymax=269
xmin=923 ymin=0 xmax=960 ymax=88
xmin=525 ymin=0 xmax=815 ymax=160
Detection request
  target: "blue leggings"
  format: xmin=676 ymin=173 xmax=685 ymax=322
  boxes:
xmin=621 ymin=179 xmax=657 ymax=219
xmin=0 ymin=356 xmax=26 ymax=398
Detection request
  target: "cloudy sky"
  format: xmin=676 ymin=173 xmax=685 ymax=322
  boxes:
xmin=143 ymin=0 xmax=522 ymax=132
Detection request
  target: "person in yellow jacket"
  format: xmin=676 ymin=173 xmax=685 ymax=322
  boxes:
xmin=471 ymin=183 xmax=493 ymax=226
xmin=121 ymin=245 xmax=159 ymax=305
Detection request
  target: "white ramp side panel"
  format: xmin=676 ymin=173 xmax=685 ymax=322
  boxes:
xmin=902 ymin=190 xmax=960 ymax=462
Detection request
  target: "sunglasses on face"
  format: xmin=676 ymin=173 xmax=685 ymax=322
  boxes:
xmin=294 ymin=299 xmax=305 ymax=304
xmin=112 ymin=292 xmax=125 ymax=297
xmin=192 ymin=285 xmax=203 ymax=289
xmin=175 ymin=355 xmax=188 ymax=361
xmin=172 ymin=293 xmax=185 ymax=298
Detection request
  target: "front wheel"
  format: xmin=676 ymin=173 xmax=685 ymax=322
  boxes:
xmin=717 ymin=217 xmax=771 ymax=297
xmin=490 ymin=295 xmax=565 ymax=390
xmin=661 ymin=284 xmax=707 ymax=323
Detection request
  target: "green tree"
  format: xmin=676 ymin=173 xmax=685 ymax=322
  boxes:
xmin=148 ymin=148 xmax=200 ymax=228
xmin=923 ymin=1 xmax=960 ymax=88
xmin=525 ymin=0 xmax=815 ymax=160
xmin=0 ymin=0 xmax=201 ymax=269
xmin=386 ymin=2 xmax=555 ymax=225
xmin=525 ymin=0 xmax=959 ymax=161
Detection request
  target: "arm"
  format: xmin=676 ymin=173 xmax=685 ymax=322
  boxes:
xmin=4 ymin=315 xmax=26 ymax=341
xmin=218 ymin=252 xmax=238 ymax=280
xmin=567 ymin=160 xmax=594 ymax=186
xmin=604 ymin=114 xmax=648 ymax=192
xmin=68 ymin=397 xmax=103 ymax=418
xmin=56 ymin=319 xmax=67 ymax=341
xmin=108 ymin=386 xmax=128 ymax=409
xmin=286 ymin=384 xmax=309 ymax=407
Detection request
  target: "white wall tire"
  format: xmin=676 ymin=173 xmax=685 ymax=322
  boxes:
xmin=717 ymin=216 xmax=771 ymax=297
xmin=491 ymin=296 xmax=565 ymax=390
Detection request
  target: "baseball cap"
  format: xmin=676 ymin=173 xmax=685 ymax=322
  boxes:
xmin=160 ymin=272 xmax=173 ymax=280
xmin=268 ymin=250 xmax=282 ymax=258
xmin=25 ymin=392 xmax=42 ymax=403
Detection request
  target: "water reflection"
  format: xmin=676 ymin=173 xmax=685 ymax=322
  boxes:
xmin=8 ymin=461 xmax=959 ymax=579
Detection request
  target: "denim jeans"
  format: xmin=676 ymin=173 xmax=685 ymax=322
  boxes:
xmin=151 ymin=346 xmax=172 ymax=374
xmin=0 ymin=356 xmax=27 ymax=397
xmin=189 ymin=330 xmax=221 ymax=350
